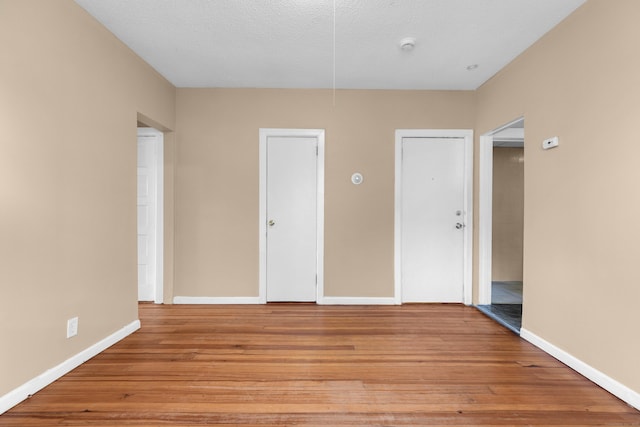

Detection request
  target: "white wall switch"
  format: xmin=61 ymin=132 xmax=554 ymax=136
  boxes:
xmin=67 ymin=317 xmax=78 ymax=338
xmin=542 ymin=136 xmax=559 ymax=150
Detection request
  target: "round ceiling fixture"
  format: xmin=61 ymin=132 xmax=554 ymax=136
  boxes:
xmin=399 ymin=37 xmax=416 ymax=51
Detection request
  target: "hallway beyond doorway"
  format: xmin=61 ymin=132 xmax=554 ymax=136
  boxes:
xmin=492 ymin=281 xmax=523 ymax=303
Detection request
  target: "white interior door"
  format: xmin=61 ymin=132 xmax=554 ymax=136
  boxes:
xmin=137 ymin=128 xmax=163 ymax=303
xmin=265 ymin=136 xmax=318 ymax=302
xmin=400 ymin=136 xmax=466 ymax=302
xmin=267 ymin=137 xmax=318 ymax=301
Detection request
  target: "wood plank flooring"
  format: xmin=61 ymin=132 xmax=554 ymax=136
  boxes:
xmin=2 ymin=303 xmax=639 ymax=426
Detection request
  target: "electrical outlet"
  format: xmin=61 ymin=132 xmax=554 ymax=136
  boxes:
xmin=67 ymin=317 xmax=78 ymax=338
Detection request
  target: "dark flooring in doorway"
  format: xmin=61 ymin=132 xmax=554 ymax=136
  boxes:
xmin=476 ymin=281 xmax=523 ymax=334
xmin=476 ymin=303 xmax=522 ymax=334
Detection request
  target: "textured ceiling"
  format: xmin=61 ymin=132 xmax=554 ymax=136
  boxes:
xmin=74 ymin=0 xmax=586 ymax=90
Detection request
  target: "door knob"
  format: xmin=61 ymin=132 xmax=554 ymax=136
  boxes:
xmin=268 ymin=220 xmax=275 ymax=227
xmin=455 ymin=223 xmax=465 ymax=229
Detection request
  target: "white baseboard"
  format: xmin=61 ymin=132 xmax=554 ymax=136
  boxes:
xmin=318 ymin=296 xmax=398 ymax=305
xmin=0 ymin=319 xmax=140 ymax=415
xmin=173 ymin=296 xmax=262 ymax=304
xmin=520 ymin=328 xmax=640 ymax=411
xmin=173 ymin=296 xmax=398 ymax=305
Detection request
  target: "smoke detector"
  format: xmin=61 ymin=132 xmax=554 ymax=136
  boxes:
xmin=399 ymin=37 xmax=416 ymax=51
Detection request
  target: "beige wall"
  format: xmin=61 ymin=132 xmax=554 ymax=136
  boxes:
xmin=174 ymin=89 xmax=475 ymax=298
xmin=492 ymin=147 xmax=524 ymax=281
xmin=0 ymin=0 xmax=175 ymax=395
xmin=476 ymin=0 xmax=640 ymax=392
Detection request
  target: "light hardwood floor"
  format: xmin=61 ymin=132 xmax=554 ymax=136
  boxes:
xmin=2 ymin=303 xmax=639 ymax=426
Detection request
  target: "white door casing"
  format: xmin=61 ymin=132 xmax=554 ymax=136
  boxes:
xmin=137 ymin=128 xmax=163 ymax=303
xmin=478 ymin=134 xmax=494 ymax=305
xmin=394 ymin=129 xmax=473 ymax=304
xmin=259 ymin=129 xmax=325 ymax=303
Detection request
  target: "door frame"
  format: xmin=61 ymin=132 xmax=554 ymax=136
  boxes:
xmin=137 ymin=127 xmax=164 ymax=304
xmin=258 ymin=128 xmax=325 ymax=304
xmin=394 ymin=129 xmax=473 ymax=305
xmin=478 ymin=117 xmax=524 ymax=305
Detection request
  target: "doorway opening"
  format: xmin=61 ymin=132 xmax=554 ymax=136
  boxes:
xmin=137 ymin=127 xmax=164 ymax=304
xmin=477 ymin=118 xmax=524 ymax=333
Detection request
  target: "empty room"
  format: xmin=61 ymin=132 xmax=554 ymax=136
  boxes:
xmin=1 ymin=0 xmax=639 ymax=425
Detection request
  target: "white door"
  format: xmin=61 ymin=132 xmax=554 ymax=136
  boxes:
xmin=261 ymin=131 xmax=322 ymax=302
xmin=137 ymin=129 xmax=163 ymax=302
xmin=400 ymin=136 xmax=466 ymax=302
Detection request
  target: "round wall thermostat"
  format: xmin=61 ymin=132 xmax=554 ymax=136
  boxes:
xmin=351 ymin=173 xmax=363 ymax=185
